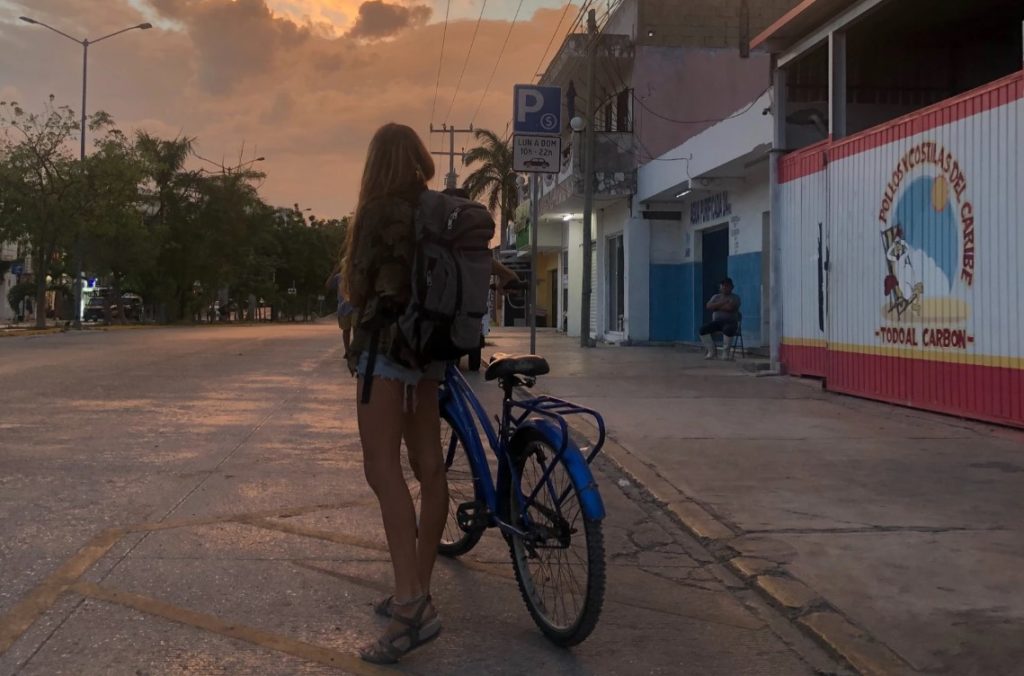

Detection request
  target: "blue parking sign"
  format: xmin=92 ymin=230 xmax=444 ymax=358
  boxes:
xmin=513 ymin=85 xmax=562 ymax=134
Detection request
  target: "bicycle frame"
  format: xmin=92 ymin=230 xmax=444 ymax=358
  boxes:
xmin=439 ymin=363 xmax=607 ymax=537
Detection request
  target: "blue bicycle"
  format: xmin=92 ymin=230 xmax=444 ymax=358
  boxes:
xmin=437 ymin=353 xmax=608 ymax=646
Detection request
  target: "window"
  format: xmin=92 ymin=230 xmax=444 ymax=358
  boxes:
xmin=598 ymin=88 xmax=633 ymax=133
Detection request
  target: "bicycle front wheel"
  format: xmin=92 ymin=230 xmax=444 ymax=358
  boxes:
xmin=438 ymin=414 xmax=483 ymax=557
xmin=506 ymin=430 xmax=605 ymax=647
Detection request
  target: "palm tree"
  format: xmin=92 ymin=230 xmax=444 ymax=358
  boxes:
xmin=462 ymin=129 xmax=519 ymax=234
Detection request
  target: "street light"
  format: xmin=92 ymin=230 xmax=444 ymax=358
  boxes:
xmin=20 ymin=16 xmax=153 ymax=329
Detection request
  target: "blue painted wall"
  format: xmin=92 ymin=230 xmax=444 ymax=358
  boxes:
xmin=649 ymin=262 xmax=701 ymax=342
xmin=649 ymin=252 xmax=762 ymax=344
xmin=727 ymin=252 xmax=762 ymax=345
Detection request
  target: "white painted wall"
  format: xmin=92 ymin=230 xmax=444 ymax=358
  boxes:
xmin=638 ymin=90 xmax=773 ymax=202
xmin=565 ymin=219 xmax=583 ymax=338
xmin=0 ymin=273 xmax=16 ymax=322
xmin=625 ymin=198 xmax=651 ymax=342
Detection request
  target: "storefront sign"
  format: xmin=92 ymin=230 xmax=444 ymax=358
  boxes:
xmin=876 ymin=141 xmax=975 ymax=349
xmin=689 ymin=192 xmax=731 ymax=225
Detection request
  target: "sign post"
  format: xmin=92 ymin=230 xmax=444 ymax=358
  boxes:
xmin=512 ymin=84 xmax=562 ymax=355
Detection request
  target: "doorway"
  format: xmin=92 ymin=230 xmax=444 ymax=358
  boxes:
xmin=607 ymin=234 xmax=624 ymax=332
xmin=701 ymin=226 xmax=729 ymax=325
xmin=549 ymin=269 xmax=558 ymax=331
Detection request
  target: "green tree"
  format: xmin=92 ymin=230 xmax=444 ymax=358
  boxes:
xmin=0 ymin=97 xmax=80 ymax=328
xmin=134 ymin=132 xmax=200 ymax=321
xmin=462 ymin=128 xmax=519 ymax=234
xmin=79 ymin=118 xmax=149 ymax=323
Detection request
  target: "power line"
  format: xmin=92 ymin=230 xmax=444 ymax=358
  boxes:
xmin=633 ymin=86 xmax=770 ymax=126
xmin=429 ymin=0 xmax=453 ymax=126
xmin=445 ymin=0 xmax=488 ymax=122
xmin=532 ymin=1 xmax=580 ymax=83
xmin=470 ymin=0 xmax=525 ymax=126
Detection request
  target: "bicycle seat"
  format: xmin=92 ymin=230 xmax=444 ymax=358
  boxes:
xmin=485 ymin=353 xmax=550 ymax=381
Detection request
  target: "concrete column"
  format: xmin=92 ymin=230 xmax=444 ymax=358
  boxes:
xmin=566 ymin=219 xmax=583 ymax=338
xmin=624 ymin=199 xmax=650 ymax=342
xmin=769 ymin=60 xmax=787 ymax=369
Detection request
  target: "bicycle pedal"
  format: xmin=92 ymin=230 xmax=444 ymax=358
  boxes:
xmin=456 ymin=501 xmax=488 ymax=531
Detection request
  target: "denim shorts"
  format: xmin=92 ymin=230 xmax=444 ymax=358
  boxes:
xmin=356 ymin=353 xmax=445 ymax=387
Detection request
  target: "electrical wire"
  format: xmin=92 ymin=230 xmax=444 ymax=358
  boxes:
xmin=633 ymin=86 xmax=770 ymax=126
xmin=532 ymin=1 xmax=584 ymax=83
xmin=445 ymin=0 xmax=488 ymax=122
xmin=470 ymin=0 xmax=525 ymax=126
xmin=429 ymin=0 xmax=453 ymax=126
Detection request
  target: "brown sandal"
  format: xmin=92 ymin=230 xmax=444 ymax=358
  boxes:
xmin=359 ymin=595 xmax=441 ymax=664
xmin=373 ymin=594 xmax=394 ymax=618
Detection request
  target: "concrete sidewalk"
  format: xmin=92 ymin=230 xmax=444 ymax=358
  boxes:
xmin=487 ymin=328 xmax=1024 ymax=675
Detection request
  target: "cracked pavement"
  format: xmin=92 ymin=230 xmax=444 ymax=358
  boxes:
xmin=0 ymin=324 xmax=843 ymax=675
xmin=488 ymin=329 xmax=1024 ymax=675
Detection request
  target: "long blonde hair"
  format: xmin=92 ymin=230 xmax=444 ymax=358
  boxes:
xmin=342 ymin=123 xmax=434 ymax=303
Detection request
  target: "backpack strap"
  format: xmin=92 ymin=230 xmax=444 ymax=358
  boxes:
xmin=360 ymin=329 xmax=381 ymax=404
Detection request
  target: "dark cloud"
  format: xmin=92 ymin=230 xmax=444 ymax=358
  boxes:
xmin=151 ymin=0 xmax=311 ymax=92
xmin=345 ymin=1 xmax=431 ymax=40
xmin=1 ymin=1 xmax=570 ymax=216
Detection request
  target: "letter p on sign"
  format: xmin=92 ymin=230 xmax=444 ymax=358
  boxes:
xmin=513 ymin=85 xmax=562 ymax=135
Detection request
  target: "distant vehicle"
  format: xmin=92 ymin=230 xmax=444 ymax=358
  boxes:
xmin=83 ymin=292 xmax=143 ymax=322
xmin=523 ymin=157 xmax=551 ymax=169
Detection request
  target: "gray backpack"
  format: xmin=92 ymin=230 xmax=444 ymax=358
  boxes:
xmin=397 ymin=190 xmax=496 ymax=366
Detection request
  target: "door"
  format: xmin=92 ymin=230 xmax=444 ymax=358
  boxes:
xmin=701 ymin=227 xmax=730 ymax=325
xmin=589 ymin=245 xmax=597 ymax=338
xmin=549 ymin=269 xmax=558 ymax=330
xmin=606 ymin=234 xmax=624 ymax=332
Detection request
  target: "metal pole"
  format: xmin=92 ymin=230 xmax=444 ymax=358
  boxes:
xmin=769 ymin=57 xmax=786 ymax=371
xmin=579 ymin=8 xmax=597 ymax=348
xmin=529 ymin=173 xmax=540 ymax=354
xmin=446 ymin=126 xmax=457 ymax=189
xmin=73 ymin=40 xmax=90 ymax=330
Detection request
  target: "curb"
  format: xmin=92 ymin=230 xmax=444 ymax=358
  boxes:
xmin=560 ymin=414 xmax=914 ymax=676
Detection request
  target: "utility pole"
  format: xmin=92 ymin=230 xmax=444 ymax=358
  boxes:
xmin=579 ymin=8 xmax=598 ymax=347
xmin=529 ymin=174 xmax=540 ymax=354
xmin=429 ymin=123 xmax=474 ymax=190
xmin=19 ymin=16 xmax=152 ymax=329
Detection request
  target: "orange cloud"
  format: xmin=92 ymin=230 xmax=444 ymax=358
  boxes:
xmin=1 ymin=0 xmax=573 ymax=217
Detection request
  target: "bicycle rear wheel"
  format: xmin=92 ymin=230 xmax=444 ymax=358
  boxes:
xmin=438 ymin=414 xmax=483 ymax=557
xmin=506 ymin=430 xmax=605 ymax=647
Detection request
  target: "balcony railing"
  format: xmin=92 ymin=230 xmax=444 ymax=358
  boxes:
xmin=538 ymin=132 xmax=637 ymax=214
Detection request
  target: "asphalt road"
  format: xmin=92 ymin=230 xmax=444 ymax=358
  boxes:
xmin=0 ymin=324 xmax=844 ymax=675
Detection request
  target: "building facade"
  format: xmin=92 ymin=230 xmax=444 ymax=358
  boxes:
xmin=523 ymin=0 xmax=799 ymax=343
xmin=758 ymin=0 xmax=1024 ymax=426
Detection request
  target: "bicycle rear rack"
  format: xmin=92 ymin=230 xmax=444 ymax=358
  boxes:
xmin=507 ymin=395 xmax=607 ymax=465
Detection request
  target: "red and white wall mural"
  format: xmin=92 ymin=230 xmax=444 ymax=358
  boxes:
xmin=778 ymin=71 xmax=1023 ymax=427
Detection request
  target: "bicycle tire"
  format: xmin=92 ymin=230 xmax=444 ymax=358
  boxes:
xmin=438 ymin=414 xmax=484 ymax=557
xmin=505 ymin=429 xmax=605 ymax=647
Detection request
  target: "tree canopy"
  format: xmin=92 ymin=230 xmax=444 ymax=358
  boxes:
xmin=0 ymin=98 xmax=346 ymax=326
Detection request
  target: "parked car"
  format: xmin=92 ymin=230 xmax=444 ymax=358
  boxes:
xmin=83 ymin=292 xmax=143 ymax=322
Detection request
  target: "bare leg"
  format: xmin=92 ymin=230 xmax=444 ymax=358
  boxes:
xmin=403 ymin=378 xmax=447 ymax=594
xmin=357 ymin=377 xmax=422 ymax=603
xmin=342 ymin=327 xmax=352 ymax=355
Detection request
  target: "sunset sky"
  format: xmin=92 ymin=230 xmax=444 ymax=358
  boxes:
xmin=0 ymin=0 xmax=575 ymax=217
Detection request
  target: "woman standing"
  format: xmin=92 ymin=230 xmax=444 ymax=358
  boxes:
xmin=341 ymin=123 xmax=446 ymax=664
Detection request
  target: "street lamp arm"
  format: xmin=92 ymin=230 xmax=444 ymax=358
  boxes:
xmin=20 ymin=17 xmax=84 ymax=44
xmin=91 ymin=23 xmax=152 ymax=45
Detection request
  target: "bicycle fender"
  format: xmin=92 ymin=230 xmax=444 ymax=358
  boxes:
xmin=511 ymin=418 xmax=606 ymax=521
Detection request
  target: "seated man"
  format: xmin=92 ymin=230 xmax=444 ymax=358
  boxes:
xmin=699 ymin=277 xmax=741 ymax=360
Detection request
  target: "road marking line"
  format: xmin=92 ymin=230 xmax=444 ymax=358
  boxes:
xmin=70 ymin=582 xmax=392 ymax=675
xmin=0 ymin=529 xmax=123 ymax=655
xmin=126 ymin=501 xmax=370 ymax=533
